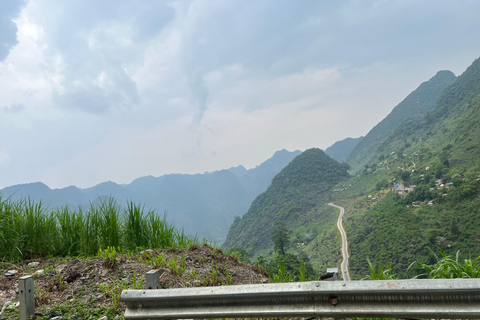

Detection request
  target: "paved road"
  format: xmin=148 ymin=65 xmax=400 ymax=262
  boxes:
xmin=328 ymin=203 xmax=350 ymax=280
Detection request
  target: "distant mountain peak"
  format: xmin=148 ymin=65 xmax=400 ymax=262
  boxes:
xmin=325 ymin=137 xmax=363 ymax=162
xmin=346 ymin=69 xmax=456 ymax=169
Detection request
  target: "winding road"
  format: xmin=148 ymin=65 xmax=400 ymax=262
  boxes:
xmin=328 ymin=203 xmax=350 ymax=280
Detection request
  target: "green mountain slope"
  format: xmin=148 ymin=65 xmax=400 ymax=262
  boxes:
xmin=341 ymin=56 xmax=480 ymax=278
xmin=346 ymin=70 xmax=457 ymax=169
xmin=223 ymin=148 xmax=349 ymax=267
xmin=224 ymin=56 xmax=480 ymax=279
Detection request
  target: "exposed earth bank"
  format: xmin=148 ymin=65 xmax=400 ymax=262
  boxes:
xmin=0 ymin=244 xmax=269 ymax=319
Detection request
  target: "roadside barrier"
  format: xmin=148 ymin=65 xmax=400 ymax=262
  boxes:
xmin=121 ymin=270 xmax=480 ymax=319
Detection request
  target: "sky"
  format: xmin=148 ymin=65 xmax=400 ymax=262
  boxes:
xmin=1 ymin=0 xmax=480 ymax=189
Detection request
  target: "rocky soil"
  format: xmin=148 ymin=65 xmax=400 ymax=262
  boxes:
xmin=0 ymin=244 xmax=269 ymax=319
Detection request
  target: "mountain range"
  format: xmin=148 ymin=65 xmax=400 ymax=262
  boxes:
xmin=0 ymin=149 xmax=301 ymax=241
xmin=223 ymin=55 xmax=480 ymax=278
xmin=4 ymin=55 xmax=480 ymax=279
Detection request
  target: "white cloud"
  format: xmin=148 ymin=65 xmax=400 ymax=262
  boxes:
xmin=1 ymin=0 xmax=480 ymax=189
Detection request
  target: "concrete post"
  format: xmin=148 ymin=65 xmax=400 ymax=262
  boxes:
xmin=318 ymin=267 xmax=339 ymax=281
xmin=18 ymin=275 xmax=35 ymax=320
xmin=145 ymin=269 xmax=167 ymax=289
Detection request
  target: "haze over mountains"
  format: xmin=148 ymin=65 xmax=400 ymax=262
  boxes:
xmin=223 ymin=55 xmax=480 ymax=276
xmin=346 ymin=70 xmax=457 ymax=169
xmin=0 ymin=139 xmax=359 ymax=242
xmin=3 ymin=54 xmax=480 ymax=279
xmin=1 ymin=149 xmax=301 ymax=241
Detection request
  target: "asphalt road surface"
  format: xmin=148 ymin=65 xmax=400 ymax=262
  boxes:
xmin=328 ymin=203 xmax=350 ymax=280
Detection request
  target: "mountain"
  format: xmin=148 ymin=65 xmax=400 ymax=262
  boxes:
xmin=0 ymin=149 xmax=300 ymax=242
xmin=223 ymin=56 xmax=480 ymax=279
xmin=335 ymin=57 xmax=480 ymax=277
xmin=346 ymin=70 xmax=457 ymax=169
xmin=223 ymin=148 xmax=349 ymax=267
xmin=325 ymin=136 xmax=363 ymax=162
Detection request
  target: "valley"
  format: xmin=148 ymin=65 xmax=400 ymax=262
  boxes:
xmin=223 ymin=56 xmax=480 ymax=279
xmin=2 ymin=56 xmax=480 ymax=283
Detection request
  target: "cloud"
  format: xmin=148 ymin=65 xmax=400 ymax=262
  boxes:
xmin=0 ymin=0 xmax=25 ymax=61
xmin=1 ymin=0 xmax=480 ymax=189
xmin=3 ymin=103 xmax=25 ymax=114
xmin=188 ymin=71 xmax=209 ymax=124
xmin=26 ymin=0 xmax=175 ymax=114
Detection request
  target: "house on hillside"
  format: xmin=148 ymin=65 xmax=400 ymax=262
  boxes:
xmin=394 ymin=183 xmax=406 ymax=195
xmin=405 ymin=185 xmax=416 ymax=193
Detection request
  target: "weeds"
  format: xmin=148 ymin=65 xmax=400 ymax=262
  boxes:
xmin=0 ymin=195 xmax=201 ymax=262
xmin=269 ymin=257 xmax=293 ymax=283
xmin=140 ymin=252 xmax=166 ymax=268
xmin=98 ymin=246 xmax=117 ymax=270
xmin=417 ymin=248 xmax=480 ymax=278
xmin=365 ymin=257 xmax=396 ymax=280
xmin=168 ymin=256 xmax=187 ymax=276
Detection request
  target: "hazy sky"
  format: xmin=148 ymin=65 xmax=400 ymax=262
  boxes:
xmin=1 ymin=0 xmax=480 ymax=189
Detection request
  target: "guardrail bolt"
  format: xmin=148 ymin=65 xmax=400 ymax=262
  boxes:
xmin=329 ymin=296 xmax=339 ymax=306
xmin=19 ymin=275 xmax=35 ymax=320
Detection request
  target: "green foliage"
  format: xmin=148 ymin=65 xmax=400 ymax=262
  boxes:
xmin=98 ymin=246 xmax=117 ymax=270
xmin=347 ymin=70 xmax=456 ymax=169
xmin=225 ymin=247 xmax=250 ymax=263
xmin=365 ymin=258 xmax=396 ymax=280
xmin=269 ymin=256 xmax=293 ymax=283
xmin=417 ymin=249 xmax=480 ymax=278
xmin=0 ymin=195 xmax=200 ymax=262
xmin=223 ymin=148 xmax=349 ymax=260
xmin=271 ymin=222 xmax=292 ymax=255
xmin=259 ymin=253 xmax=316 ymax=282
xmin=168 ymin=255 xmax=187 ymax=276
xmin=140 ymin=252 xmax=166 ymax=268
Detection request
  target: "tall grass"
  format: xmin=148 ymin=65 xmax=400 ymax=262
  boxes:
xmin=366 ymin=249 xmax=480 ymax=280
xmin=0 ymin=195 xmax=200 ymax=262
xmin=417 ymin=248 xmax=480 ymax=278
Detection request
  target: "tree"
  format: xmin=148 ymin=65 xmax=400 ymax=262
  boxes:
xmin=271 ymin=222 xmax=292 ymax=255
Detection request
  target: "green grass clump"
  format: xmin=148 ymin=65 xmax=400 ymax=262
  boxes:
xmin=417 ymin=248 xmax=480 ymax=278
xmin=0 ymin=195 xmax=200 ymax=262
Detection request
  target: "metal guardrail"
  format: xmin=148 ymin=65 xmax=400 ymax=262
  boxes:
xmin=121 ymin=278 xmax=480 ymax=319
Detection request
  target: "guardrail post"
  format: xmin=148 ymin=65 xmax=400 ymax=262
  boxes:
xmin=18 ymin=275 xmax=35 ymax=320
xmin=146 ymin=269 xmax=167 ymax=290
xmin=318 ymin=267 xmax=339 ymax=281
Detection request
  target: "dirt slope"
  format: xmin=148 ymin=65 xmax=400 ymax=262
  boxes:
xmin=0 ymin=244 xmax=269 ymax=319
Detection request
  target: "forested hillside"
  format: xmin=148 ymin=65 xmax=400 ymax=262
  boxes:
xmin=340 ymin=56 xmax=480 ymax=277
xmin=346 ymin=70 xmax=456 ymax=169
xmin=223 ymin=148 xmax=349 ymax=270
xmin=224 ymin=56 xmax=480 ymax=280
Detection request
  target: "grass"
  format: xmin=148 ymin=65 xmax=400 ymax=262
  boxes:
xmin=416 ymin=248 xmax=480 ymax=278
xmin=0 ymin=195 xmax=200 ymax=262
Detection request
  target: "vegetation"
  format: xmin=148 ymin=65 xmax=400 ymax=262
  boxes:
xmin=346 ymin=70 xmax=456 ymax=169
xmin=0 ymin=196 xmax=199 ymax=262
xmin=224 ymin=55 xmax=480 ymax=281
xmin=223 ymin=148 xmax=349 ymax=265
